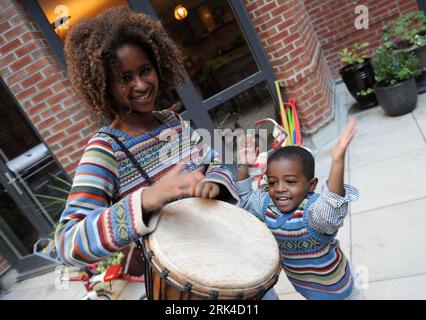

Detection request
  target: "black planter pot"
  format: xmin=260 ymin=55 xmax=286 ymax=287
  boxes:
xmin=411 ymin=44 xmax=426 ymax=93
xmin=339 ymin=59 xmax=378 ymax=110
xmin=374 ymin=77 xmax=418 ymax=116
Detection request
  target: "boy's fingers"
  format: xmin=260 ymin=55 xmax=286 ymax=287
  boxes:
xmin=208 ymin=188 xmax=219 ymax=199
xmin=194 ymin=181 xmax=204 ymax=197
xmin=201 ymin=185 xmax=210 ymax=198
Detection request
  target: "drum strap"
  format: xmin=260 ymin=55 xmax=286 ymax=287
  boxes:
xmin=103 ymin=132 xmax=152 ymax=277
xmin=103 ymin=133 xmax=154 ymax=185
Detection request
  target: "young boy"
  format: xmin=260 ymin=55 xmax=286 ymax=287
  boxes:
xmin=237 ymin=119 xmax=364 ymax=300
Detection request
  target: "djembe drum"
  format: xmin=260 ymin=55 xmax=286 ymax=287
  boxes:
xmin=141 ymin=198 xmax=281 ymax=300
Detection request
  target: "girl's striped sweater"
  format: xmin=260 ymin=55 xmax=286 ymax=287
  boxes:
xmin=55 ymin=110 xmax=239 ymax=268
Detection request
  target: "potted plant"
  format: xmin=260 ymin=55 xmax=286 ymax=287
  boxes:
xmin=339 ymin=42 xmax=378 ymax=109
xmin=372 ymin=45 xmax=420 ymax=116
xmin=383 ymin=11 xmax=426 ymax=92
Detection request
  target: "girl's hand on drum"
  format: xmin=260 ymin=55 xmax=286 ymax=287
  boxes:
xmin=142 ymin=164 xmax=204 ymax=213
xmin=194 ymin=181 xmax=220 ymax=199
xmin=238 ymin=134 xmax=258 ymax=166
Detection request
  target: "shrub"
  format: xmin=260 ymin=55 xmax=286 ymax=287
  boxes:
xmin=372 ymin=46 xmax=420 ymax=86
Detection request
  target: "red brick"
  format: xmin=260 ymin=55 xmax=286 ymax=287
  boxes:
xmin=0 ymin=20 xmax=11 ymax=35
xmin=15 ymin=86 xmax=36 ymax=101
xmin=9 ymin=54 xmax=33 ymax=72
xmin=56 ymin=104 xmax=81 ymax=120
xmin=31 ymin=114 xmax=42 ymax=124
xmin=36 ymin=74 xmax=61 ymax=91
xmin=38 ymin=116 xmax=57 ymax=129
xmin=46 ymin=90 xmax=69 ymax=106
xmin=15 ymin=41 xmax=39 ymax=58
xmin=0 ymin=52 xmax=17 ymax=67
xmin=2 ymin=24 xmax=26 ymax=41
xmin=25 ymin=58 xmax=49 ymax=74
xmin=40 ymin=104 xmax=63 ymax=119
xmin=46 ymin=131 xmax=66 ymax=145
xmin=255 ymin=2 xmax=277 ymax=16
xmin=20 ymin=72 xmax=44 ymax=88
xmin=68 ymin=149 xmax=85 ymax=163
xmin=55 ymin=145 xmax=76 ymax=160
xmin=65 ymin=120 xmax=89 ymax=135
xmin=31 ymin=88 xmax=53 ymax=104
xmin=6 ymin=67 xmax=28 ymax=84
xmin=51 ymin=119 xmax=72 ymax=133
xmin=60 ymin=133 xmax=82 ymax=148
xmin=0 ymin=38 xmax=22 ymax=55
xmin=64 ymin=163 xmax=78 ymax=175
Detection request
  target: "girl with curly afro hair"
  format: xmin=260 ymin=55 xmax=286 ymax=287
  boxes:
xmin=55 ymin=7 xmax=240 ymax=281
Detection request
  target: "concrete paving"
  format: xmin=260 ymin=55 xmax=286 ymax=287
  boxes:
xmin=1 ymin=83 xmax=426 ymax=300
xmin=274 ymin=84 xmax=426 ymax=300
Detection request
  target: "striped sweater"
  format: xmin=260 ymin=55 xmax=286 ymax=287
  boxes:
xmin=237 ymin=178 xmax=359 ymax=300
xmin=55 ymin=110 xmax=239 ymax=268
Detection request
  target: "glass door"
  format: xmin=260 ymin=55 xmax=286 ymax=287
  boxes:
xmin=0 ymin=79 xmax=68 ymax=274
xmin=131 ymin=0 xmax=280 ymax=133
xmin=127 ymin=0 xmax=281 ymax=164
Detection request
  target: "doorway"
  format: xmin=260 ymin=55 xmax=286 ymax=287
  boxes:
xmin=0 ymin=78 xmax=68 ymax=276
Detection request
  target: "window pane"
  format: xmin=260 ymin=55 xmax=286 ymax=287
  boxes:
xmin=37 ymin=0 xmax=130 ymax=43
xmin=209 ymin=82 xmax=276 ymax=130
xmin=208 ymin=82 xmax=278 ymax=161
xmin=0 ymin=185 xmax=39 ymax=257
xmin=155 ymin=89 xmax=186 ymax=114
xmin=150 ymin=0 xmax=259 ymax=100
xmin=0 ymin=89 xmax=39 ymax=160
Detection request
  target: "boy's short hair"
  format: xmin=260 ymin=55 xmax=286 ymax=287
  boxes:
xmin=267 ymin=146 xmax=315 ymax=180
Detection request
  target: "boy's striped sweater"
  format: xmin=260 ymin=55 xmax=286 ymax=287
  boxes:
xmin=262 ymin=194 xmax=353 ymax=299
xmin=55 ymin=110 xmax=239 ymax=268
xmin=237 ymin=178 xmax=359 ymax=300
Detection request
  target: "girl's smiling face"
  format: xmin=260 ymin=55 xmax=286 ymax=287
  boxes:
xmin=266 ymin=159 xmax=318 ymax=213
xmin=110 ymin=43 xmax=159 ymax=114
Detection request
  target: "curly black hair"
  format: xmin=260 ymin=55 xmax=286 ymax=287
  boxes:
xmin=64 ymin=6 xmax=185 ymax=121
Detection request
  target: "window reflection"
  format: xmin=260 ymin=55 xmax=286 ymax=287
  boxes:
xmin=209 ymin=82 xmax=278 ymax=160
xmin=0 ymin=89 xmax=39 ymax=160
xmin=209 ymin=82 xmax=276 ymax=131
xmin=155 ymin=89 xmax=186 ymax=114
xmin=0 ymin=186 xmax=39 ymax=256
xmin=151 ymin=0 xmax=259 ymax=100
xmin=37 ymin=0 xmax=129 ymax=43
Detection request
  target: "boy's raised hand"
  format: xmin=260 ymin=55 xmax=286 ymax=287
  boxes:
xmin=327 ymin=119 xmax=356 ymax=196
xmin=331 ymin=118 xmax=356 ymax=162
xmin=238 ymin=134 xmax=259 ymax=166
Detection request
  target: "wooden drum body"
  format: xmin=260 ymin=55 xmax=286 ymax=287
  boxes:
xmin=142 ymin=198 xmax=281 ymax=300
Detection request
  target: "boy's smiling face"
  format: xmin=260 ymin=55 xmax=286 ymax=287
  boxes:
xmin=266 ymin=159 xmax=318 ymax=213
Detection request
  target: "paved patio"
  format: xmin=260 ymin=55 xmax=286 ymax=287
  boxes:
xmin=275 ymin=83 xmax=426 ymax=300
xmin=1 ymin=83 xmax=426 ymax=300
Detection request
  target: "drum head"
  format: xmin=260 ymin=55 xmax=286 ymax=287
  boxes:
xmin=147 ymin=198 xmax=280 ymax=292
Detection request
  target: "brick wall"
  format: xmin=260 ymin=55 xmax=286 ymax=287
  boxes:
xmin=305 ymin=0 xmax=420 ymax=79
xmin=0 ymin=0 xmax=97 ymax=176
xmin=243 ymin=0 xmax=334 ymax=133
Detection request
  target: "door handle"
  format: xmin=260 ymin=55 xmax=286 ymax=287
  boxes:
xmin=4 ymin=172 xmax=23 ymax=195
